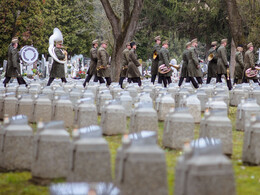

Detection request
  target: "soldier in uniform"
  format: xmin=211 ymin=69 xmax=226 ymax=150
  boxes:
xmin=216 ymin=39 xmax=232 ymax=90
xmin=119 ymin=42 xmax=131 ymax=88
xmin=47 ymin=40 xmax=67 ymax=86
xmin=206 ymin=41 xmax=218 ymax=84
xmin=96 ymin=40 xmax=111 ymax=86
xmin=158 ymin=40 xmax=172 ymax=87
xmin=187 ymin=38 xmax=203 ymax=88
xmin=127 ymin=41 xmax=142 ymax=86
xmin=243 ymin=42 xmax=258 ymax=83
xmin=178 ymin=42 xmax=191 ymax=87
xmin=3 ymin=37 xmax=27 ymax=87
xmin=234 ymin=46 xmax=244 ymax=84
xmin=151 ymin=36 xmax=161 ymax=84
xmin=83 ymin=39 xmax=99 ymax=87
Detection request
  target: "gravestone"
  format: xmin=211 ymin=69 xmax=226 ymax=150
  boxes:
xmin=163 ymin=107 xmax=194 ymax=149
xmin=158 ymin=93 xmax=175 ymax=121
xmin=97 ymin=90 xmax=112 ymax=114
xmin=116 ymin=131 xmax=168 ymax=195
xmin=34 ymin=94 xmax=52 ymax=123
xmin=174 ymin=138 xmax=236 ymax=195
xmin=67 ymin=125 xmax=112 ymax=182
xmin=3 ymin=93 xmax=18 ymax=118
xmin=118 ymin=91 xmax=133 ymax=117
xmin=0 ymin=115 xmax=33 ymax=171
xmin=17 ymin=94 xmax=35 ymax=122
xmin=54 ymin=96 xmax=74 ymax=127
xmin=186 ymin=94 xmax=201 ymax=123
xmin=31 ymin=121 xmax=71 ymax=183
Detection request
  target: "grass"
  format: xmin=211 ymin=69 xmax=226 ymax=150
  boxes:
xmin=1 ymin=107 xmax=260 ymax=195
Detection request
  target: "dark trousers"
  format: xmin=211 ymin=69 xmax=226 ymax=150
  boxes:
xmin=151 ymin=74 xmax=162 ymax=84
xmin=47 ymin=77 xmax=67 ymax=86
xmin=196 ymin=77 xmax=203 ymax=84
xmin=97 ymin=76 xmax=111 ymax=86
xmin=119 ymin=77 xmax=125 ymax=88
xmin=187 ymin=77 xmax=199 ymax=88
xmin=216 ymin=74 xmax=232 ymax=90
xmin=127 ymin=78 xmax=132 ymax=83
xmin=160 ymin=76 xmax=172 ymax=88
xmin=178 ymin=77 xmax=185 ymax=87
xmin=3 ymin=76 xmax=27 ymax=87
xmin=83 ymin=74 xmax=98 ymax=87
xmin=206 ymin=77 xmax=212 ymax=84
xmin=131 ymin=77 xmax=141 ymax=86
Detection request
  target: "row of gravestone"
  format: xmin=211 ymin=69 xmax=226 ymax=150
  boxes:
xmin=0 ymin=115 xmax=237 ymax=195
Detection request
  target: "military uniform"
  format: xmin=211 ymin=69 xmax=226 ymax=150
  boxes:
xmin=128 ymin=48 xmax=141 ymax=86
xmin=119 ymin=47 xmax=130 ymax=88
xmin=83 ymin=47 xmax=98 ymax=86
xmin=96 ymin=45 xmax=111 ymax=85
xmin=47 ymin=47 xmax=67 ymax=86
xmin=206 ymin=47 xmax=218 ymax=83
xmin=216 ymin=40 xmax=232 ymax=90
xmin=187 ymin=46 xmax=203 ymax=88
xmin=178 ymin=48 xmax=190 ymax=86
xmin=234 ymin=51 xmax=244 ymax=84
xmin=151 ymin=43 xmax=160 ymax=83
xmin=244 ymin=48 xmax=258 ymax=82
xmin=158 ymin=46 xmax=172 ymax=87
xmin=3 ymin=40 xmax=27 ymax=87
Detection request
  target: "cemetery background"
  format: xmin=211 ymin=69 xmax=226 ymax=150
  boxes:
xmin=0 ymin=107 xmax=260 ymax=195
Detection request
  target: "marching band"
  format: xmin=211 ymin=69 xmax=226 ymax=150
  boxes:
xmin=3 ymin=29 xmax=260 ymax=90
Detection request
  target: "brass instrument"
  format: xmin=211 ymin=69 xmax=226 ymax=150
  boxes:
xmin=153 ymin=51 xmax=158 ymax=60
xmin=122 ymin=65 xmax=128 ymax=70
xmin=96 ymin=65 xmax=109 ymax=71
xmin=245 ymin=66 xmax=260 ymax=78
xmin=208 ymin=53 xmax=214 ymax=61
xmin=227 ymin=67 xmax=230 ymax=80
xmin=158 ymin=64 xmax=180 ymax=74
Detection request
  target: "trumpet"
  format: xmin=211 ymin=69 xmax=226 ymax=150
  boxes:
xmin=96 ymin=65 xmax=108 ymax=71
xmin=153 ymin=51 xmax=158 ymax=60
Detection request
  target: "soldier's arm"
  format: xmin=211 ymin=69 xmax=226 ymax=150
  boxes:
xmin=129 ymin=51 xmax=140 ymax=67
xmin=100 ymin=50 xmax=108 ymax=66
xmin=221 ymin=48 xmax=228 ymax=66
xmin=213 ymin=50 xmax=218 ymax=61
xmin=11 ymin=49 xmax=18 ymax=68
xmin=162 ymin=50 xmax=170 ymax=66
xmin=55 ymin=48 xmax=65 ymax=60
xmin=91 ymin=49 xmax=97 ymax=61
xmin=249 ymin=52 xmax=255 ymax=69
xmin=238 ymin=53 xmax=244 ymax=68
xmin=191 ymin=49 xmax=199 ymax=67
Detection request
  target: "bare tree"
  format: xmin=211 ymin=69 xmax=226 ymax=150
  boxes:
xmin=100 ymin=0 xmax=144 ymax=81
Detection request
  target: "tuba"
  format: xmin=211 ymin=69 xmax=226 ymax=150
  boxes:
xmin=48 ymin=28 xmax=67 ymax=64
xmin=158 ymin=64 xmax=180 ymax=74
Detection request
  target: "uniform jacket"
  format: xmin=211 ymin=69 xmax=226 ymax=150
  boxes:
xmin=187 ymin=46 xmax=202 ymax=77
xmin=207 ymin=47 xmax=218 ymax=78
xmin=234 ymin=51 xmax=244 ymax=79
xmin=217 ymin=45 xmax=228 ymax=74
xmin=180 ymin=49 xmax=189 ymax=78
xmin=120 ymin=48 xmax=130 ymax=77
xmin=5 ymin=44 xmax=21 ymax=78
xmin=158 ymin=46 xmax=172 ymax=77
xmin=97 ymin=47 xmax=111 ymax=78
xmin=244 ymin=50 xmax=256 ymax=79
xmin=127 ymin=49 xmax=141 ymax=78
xmin=50 ymin=47 xmax=66 ymax=78
xmin=87 ymin=47 xmax=98 ymax=76
xmin=151 ymin=43 xmax=160 ymax=75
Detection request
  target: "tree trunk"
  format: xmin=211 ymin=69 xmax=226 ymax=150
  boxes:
xmin=100 ymin=0 xmax=144 ymax=81
xmin=225 ymin=0 xmax=246 ymax=47
xmin=230 ymin=38 xmax=236 ymax=78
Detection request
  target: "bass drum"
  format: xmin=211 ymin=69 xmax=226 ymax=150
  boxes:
xmin=20 ymin=45 xmax=39 ymax=65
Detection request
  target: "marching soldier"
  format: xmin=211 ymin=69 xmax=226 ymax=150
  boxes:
xmin=243 ymin=42 xmax=258 ymax=83
xmin=47 ymin=40 xmax=67 ymax=86
xmin=151 ymin=36 xmax=161 ymax=84
xmin=127 ymin=41 xmax=142 ymax=86
xmin=96 ymin=40 xmax=111 ymax=86
xmin=83 ymin=39 xmax=99 ymax=87
xmin=178 ymin=42 xmax=191 ymax=87
xmin=158 ymin=40 xmax=172 ymax=87
xmin=206 ymin=41 xmax=218 ymax=84
xmin=187 ymin=38 xmax=203 ymax=88
xmin=234 ymin=46 xmax=244 ymax=84
xmin=216 ymin=39 xmax=232 ymax=90
xmin=3 ymin=37 xmax=27 ymax=87
xmin=119 ymin=42 xmax=131 ymax=88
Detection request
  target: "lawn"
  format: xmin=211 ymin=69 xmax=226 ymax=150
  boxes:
xmin=0 ymin=107 xmax=260 ymax=195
